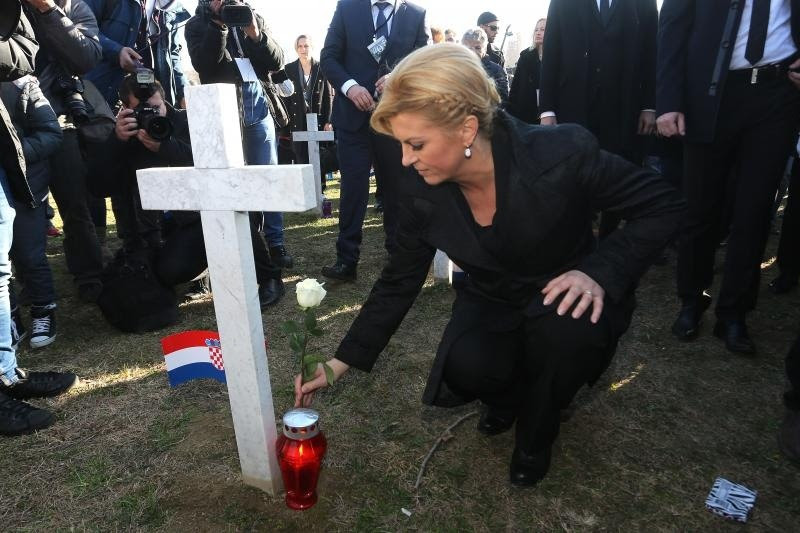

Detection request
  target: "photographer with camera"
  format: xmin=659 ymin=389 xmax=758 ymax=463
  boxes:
xmin=21 ymin=0 xmax=109 ymax=303
xmin=0 ymin=6 xmax=79 ymax=436
xmin=88 ymin=74 xmax=287 ymax=316
xmin=185 ymin=0 xmax=288 ymax=305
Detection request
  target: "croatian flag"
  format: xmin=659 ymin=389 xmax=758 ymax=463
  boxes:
xmin=161 ymin=330 xmax=226 ymax=387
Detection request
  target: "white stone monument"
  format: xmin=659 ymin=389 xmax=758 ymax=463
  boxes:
xmin=292 ymin=113 xmax=335 ymax=214
xmin=433 ymin=250 xmax=457 ymax=284
xmin=137 ymin=84 xmax=316 ymax=495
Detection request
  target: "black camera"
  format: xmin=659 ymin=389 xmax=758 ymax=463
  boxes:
xmin=0 ymin=0 xmax=22 ymax=42
xmin=55 ymin=74 xmax=90 ymax=125
xmin=133 ymin=105 xmax=173 ymax=141
xmin=200 ymin=0 xmax=253 ymax=27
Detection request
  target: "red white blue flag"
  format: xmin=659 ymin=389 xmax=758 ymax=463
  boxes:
xmin=161 ymin=330 xmax=226 ymax=387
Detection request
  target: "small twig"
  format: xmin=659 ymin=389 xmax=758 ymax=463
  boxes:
xmin=414 ymin=411 xmax=478 ymax=489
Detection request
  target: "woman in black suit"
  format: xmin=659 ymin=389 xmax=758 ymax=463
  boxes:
xmin=276 ymin=35 xmax=334 ymax=169
xmin=508 ymin=18 xmax=545 ymax=124
xmin=295 ymin=45 xmax=683 ymax=487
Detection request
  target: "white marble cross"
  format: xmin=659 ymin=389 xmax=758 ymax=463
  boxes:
xmin=293 ymin=113 xmax=335 ymax=215
xmin=137 ymin=84 xmax=316 ymax=495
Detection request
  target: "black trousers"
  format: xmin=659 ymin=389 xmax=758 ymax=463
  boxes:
xmin=776 ymin=156 xmax=800 ymax=279
xmin=155 ymin=216 xmax=280 ymax=287
xmin=442 ymin=309 xmax=612 ymax=453
xmin=678 ymin=76 xmax=800 ymax=319
xmin=48 ymin=129 xmax=104 ymax=287
xmin=335 ymin=125 xmax=402 ymax=265
xmin=586 ymin=86 xmax=640 ymax=239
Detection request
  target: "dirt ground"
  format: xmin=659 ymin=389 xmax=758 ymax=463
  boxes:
xmin=0 ymin=183 xmax=798 ymax=531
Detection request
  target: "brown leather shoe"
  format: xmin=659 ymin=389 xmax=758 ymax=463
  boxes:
xmin=778 ymin=410 xmax=800 ymax=465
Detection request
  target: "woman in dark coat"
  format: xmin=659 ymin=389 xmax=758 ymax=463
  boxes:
xmin=274 ymin=35 xmax=334 ymax=168
xmin=294 ymin=45 xmax=683 ymax=487
xmin=508 ymin=18 xmax=545 ymax=124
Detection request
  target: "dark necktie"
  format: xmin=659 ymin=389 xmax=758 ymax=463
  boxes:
xmin=599 ymin=0 xmax=610 ymax=25
xmin=745 ymin=0 xmax=771 ymax=65
xmin=375 ymin=2 xmax=391 ymax=40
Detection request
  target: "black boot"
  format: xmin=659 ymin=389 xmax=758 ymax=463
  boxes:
xmin=671 ymin=293 xmax=712 ymax=341
xmin=476 ymin=406 xmax=515 ymax=436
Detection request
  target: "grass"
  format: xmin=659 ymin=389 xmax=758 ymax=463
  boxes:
xmin=0 ymin=178 xmax=798 ymax=531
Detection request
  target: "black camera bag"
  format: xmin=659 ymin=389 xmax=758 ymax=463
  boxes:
xmin=97 ymin=247 xmax=178 ymax=333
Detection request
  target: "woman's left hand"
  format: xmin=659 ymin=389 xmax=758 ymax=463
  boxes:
xmin=541 ymin=270 xmax=605 ymax=324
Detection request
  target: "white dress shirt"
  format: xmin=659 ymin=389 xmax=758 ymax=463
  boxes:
xmin=341 ymin=0 xmax=397 ymax=96
xmin=729 ymin=0 xmax=797 ymax=69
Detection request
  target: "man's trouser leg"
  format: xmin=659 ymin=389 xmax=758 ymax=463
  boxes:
xmin=48 ymin=129 xmax=103 ymax=289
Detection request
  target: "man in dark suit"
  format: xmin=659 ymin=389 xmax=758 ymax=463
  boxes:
xmin=319 ymin=0 xmax=429 ymax=281
xmin=657 ymin=0 xmax=800 ymax=354
xmin=538 ymin=0 xmax=658 ymax=237
xmin=477 ymin=11 xmax=505 ymax=68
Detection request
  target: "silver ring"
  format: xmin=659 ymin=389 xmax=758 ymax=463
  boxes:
xmin=584 ymin=290 xmax=593 ymax=296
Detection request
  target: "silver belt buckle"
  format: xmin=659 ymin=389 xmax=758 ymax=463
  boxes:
xmin=751 ymin=67 xmax=759 ymax=84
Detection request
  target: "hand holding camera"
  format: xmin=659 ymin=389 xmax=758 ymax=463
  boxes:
xmin=115 ymin=108 xmax=138 ymax=141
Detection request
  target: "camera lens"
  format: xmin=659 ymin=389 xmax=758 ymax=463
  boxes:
xmin=143 ymin=115 xmax=173 ymax=141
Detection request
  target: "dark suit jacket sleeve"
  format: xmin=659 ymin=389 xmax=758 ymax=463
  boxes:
xmin=186 ymin=17 xmax=230 ymax=75
xmin=335 ymin=201 xmax=437 ymax=372
xmin=573 ymin=129 xmax=685 ymax=301
xmin=413 ymin=8 xmax=430 ymax=49
xmin=640 ymin=0 xmax=658 ymax=110
xmin=656 ymin=0 xmax=694 ymax=115
xmin=538 ymin=0 xmax=562 ymax=115
xmin=320 ymin=1 xmax=351 ymax=94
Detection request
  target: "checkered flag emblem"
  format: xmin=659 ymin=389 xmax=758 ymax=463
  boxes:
xmin=205 ymin=339 xmax=224 ymax=371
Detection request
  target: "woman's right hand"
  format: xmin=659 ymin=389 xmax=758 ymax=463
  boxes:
xmin=293 ymin=358 xmax=350 ymax=407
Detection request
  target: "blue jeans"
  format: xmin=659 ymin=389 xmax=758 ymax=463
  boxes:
xmin=241 ymin=118 xmax=283 ymax=247
xmin=0 ymin=168 xmax=18 ymax=384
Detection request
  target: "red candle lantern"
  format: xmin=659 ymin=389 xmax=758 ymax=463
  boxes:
xmin=276 ymin=408 xmax=327 ymax=510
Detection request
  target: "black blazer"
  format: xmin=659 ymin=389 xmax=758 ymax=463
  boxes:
xmin=657 ymin=0 xmax=800 ymax=143
xmin=539 ymin=0 xmax=657 ymax=129
xmin=334 ymin=111 xmax=684 ymax=405
xmin=508 ymin=47 xmax=541 ymax=123
xmin=320 ymin=0 xmax=429 ymax=131
xmin=278 ymin=58 xmax=334 ymax=132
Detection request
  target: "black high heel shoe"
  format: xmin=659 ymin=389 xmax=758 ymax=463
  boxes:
xmin=509 ymin=446 xmax=552 ymax=487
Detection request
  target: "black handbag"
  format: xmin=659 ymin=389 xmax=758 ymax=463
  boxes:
xmin=97 ymin=248 xmax=178 ymax=333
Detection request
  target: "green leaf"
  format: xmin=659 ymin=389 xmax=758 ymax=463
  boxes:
xmin=303 ymin=361 xmax=318 ymax=382
xmin=323 ymin=363 xmax=335 ymax=386
xmin=281 ymin=321 xmax=301 ymax=335
xmin=303 ymin=353 xmax=327 ymax=365
xmin=304 ymin=310 xmax=317 ymax=331
xmin=289 ymin=334 xmax=303 ymax=353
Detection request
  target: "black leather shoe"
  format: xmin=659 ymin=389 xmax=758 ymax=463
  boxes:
xmin=477 ymin=407 xmax=515 ymax=436
xmin=258 ymin=278 xmax=285 ymax=309
xmin=321 ymin=261 xmax=357 ymax=282
xmin=713 ymin=319 xmax=756 ymax=355
xmin=269 ymin=246 xmax=294 ymax=269
xmin=0 ymin=369 xmax=78 ymax=400
xmin=770 ymin=273 xmax=798 ymax=295
xmin=509 ymin=446 xmax=552 ymax=487
xmin=671 ymin=293 xmax=712 ymax=341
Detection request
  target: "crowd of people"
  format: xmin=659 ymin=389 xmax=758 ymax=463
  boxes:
xmin=0 ymin=0 xmax=797 ymax=491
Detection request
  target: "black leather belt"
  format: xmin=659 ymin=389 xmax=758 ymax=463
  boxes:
xmin=728 ymin=63 xmax=790 ymax=84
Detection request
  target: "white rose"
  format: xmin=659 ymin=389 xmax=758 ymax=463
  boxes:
xmin=295 ymin=278 xmax=327 ymax=308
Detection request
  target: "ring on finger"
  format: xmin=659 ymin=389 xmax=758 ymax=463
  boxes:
xmin=584 ymin=290 xmax=593 ymax=296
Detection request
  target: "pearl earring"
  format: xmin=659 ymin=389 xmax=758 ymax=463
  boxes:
xmin=464 ymin=145 xmax=473 ymax=159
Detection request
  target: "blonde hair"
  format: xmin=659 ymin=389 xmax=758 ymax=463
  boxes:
xmin=371 ymin=44 xmax=501 ymax=137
